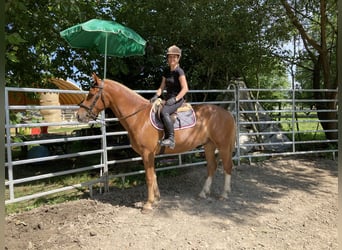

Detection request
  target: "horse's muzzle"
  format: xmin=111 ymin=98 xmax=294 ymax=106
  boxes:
xmin=76 ymin=111 xmax=89 ymax=123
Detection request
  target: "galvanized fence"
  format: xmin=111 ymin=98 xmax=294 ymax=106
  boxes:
xmin=4 ymin=85 xmax=338 ymax=204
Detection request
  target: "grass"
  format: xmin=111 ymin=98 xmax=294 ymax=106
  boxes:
xmin=276 ymin=112 xmax=326 ymax=141
xmin=5 ymin=162 xmax=186 ymax=214
xmin=48 ymin=125 xmax=94 ymax=134
xmin=5 ymin=173 xmax=93 ymax=214
xmin=5 ymin=151 xmax=191 ymax=214
xmin=6 ymin=189 xmax=88 ymax=214
xmin=5 ymin=138 xmax=103 ymax=214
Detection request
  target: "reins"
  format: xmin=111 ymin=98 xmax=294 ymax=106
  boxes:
xmin=117 ymin=104 xmax=150 ymax=121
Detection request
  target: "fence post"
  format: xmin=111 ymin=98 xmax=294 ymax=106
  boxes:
xmin=291 ymin=87 xmax=296 ymax=153
xmin=1 ymin=15 xmax=5 ymax=248
xmin=4 ymin=88 xmax=15 ymax=200
xmin=101 ymin=110 xmax=109 ymax=192
xmin=228 ymin=82 xmax=240 ymax=166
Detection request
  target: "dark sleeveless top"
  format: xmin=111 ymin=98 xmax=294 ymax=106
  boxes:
xmin=162 ymin=66 xmax=185 ymax=99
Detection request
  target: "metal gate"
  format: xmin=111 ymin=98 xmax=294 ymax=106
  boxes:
xmin=4 ymin=85 xmax=338 ymax=204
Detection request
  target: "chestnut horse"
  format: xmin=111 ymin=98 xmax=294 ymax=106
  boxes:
xmin=77 ymin=73 xmax=236 ymax=212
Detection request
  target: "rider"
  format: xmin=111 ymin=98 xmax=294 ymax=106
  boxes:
xmin=150 ymin=45 xmax=189 ymax=149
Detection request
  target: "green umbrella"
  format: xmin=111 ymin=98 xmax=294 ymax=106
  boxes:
xmin=60 ymin=19 xmax=146 ymax=79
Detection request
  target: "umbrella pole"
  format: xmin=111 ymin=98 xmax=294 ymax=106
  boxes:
xmin=101 ymin=33 xmax=109 ymax=192
xmin=104 ymin=33 xmax=108 ymax=79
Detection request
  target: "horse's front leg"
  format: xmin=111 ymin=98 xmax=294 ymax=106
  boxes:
xmin=199 ymin=176 xmax=213 ymax=199
xmin=142 ymin=152 xmax=158 ymax=213
xmin=199 ymin=143 xmax=217 ymax=199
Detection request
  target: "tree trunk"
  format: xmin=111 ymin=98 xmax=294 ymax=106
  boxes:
xmin=312 ymin=57 xmax=337 ymax=140
xmin=281 ymin=0 xmax=338 ymax=141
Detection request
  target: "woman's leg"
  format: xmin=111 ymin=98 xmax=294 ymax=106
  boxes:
xmin=160 ymin=100 xmax=184 ymax=148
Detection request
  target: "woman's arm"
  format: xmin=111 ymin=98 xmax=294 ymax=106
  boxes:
xmin=175 ymin=75 xmax=189 ymax=101
xmin=156 ymin=77 xmax=166 ymax=97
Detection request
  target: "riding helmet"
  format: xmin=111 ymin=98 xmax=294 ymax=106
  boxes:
xmin=167 ymin=45 xmax=182 ymax=57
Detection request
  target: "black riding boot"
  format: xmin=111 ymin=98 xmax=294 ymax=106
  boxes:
xmin=160 ymin=113 xmax=175 ymax=149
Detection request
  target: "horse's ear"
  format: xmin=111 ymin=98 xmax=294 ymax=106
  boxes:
xmin=92 ymin=72 xmax=99 ymax=84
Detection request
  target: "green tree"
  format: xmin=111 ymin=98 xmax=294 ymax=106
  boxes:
xmin=6 ymin=1 xmax=97 ymax=86
xmin=112 ymin=0 xmax=291 ymax=97
xmin=5 ymin=0 xmax=145 ymax=88
xmin=6 ymin=0 xmax=313 ymax=101
xmin=280 ymin=0 xmax=338 ymax=140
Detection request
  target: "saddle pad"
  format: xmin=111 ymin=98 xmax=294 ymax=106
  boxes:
xmin=150 ymin=107 xmax=196 ymax=131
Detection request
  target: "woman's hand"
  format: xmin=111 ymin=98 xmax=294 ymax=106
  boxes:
xmin=166 ymin=97 xmax=177 ymax=105
xmin=150 ymin=94 xmax=159 ymax=103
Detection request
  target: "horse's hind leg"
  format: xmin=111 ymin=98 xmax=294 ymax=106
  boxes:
xmin=199 ymin=142 xmax=217 ymax=199
xmin=153 ymin=173 xmax=160 ymax=200
xmin=219 ymin=149 xmax=234 ymax=199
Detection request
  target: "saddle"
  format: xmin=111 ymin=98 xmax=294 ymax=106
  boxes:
xmin=150 ymin=98 xmax=196 ymax=131
xmin=152 ymin=98 xmax=192 ymax=121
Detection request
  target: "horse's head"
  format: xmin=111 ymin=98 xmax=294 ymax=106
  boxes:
xmin=76 ymin=73 xmax=106 ymax=122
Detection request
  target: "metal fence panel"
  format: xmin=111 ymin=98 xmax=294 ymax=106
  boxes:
xmin=4 ymin=86 xmax=338 ymax=204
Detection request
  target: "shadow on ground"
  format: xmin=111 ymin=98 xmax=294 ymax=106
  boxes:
xmin=93 ymin=156 xmax=337 ymax=224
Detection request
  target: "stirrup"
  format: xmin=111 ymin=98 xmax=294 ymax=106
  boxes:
xmin=160 ymin=138 xmax=175 ymax=149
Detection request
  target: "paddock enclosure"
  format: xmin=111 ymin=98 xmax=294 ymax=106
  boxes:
xmin=4 ymin=82 xmax=338 ymax=204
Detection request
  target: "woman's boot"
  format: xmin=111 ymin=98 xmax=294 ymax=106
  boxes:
xmin=160 ymin=113 xmax=175 ymax=149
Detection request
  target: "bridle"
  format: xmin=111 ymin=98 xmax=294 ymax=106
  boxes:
xmin=79 ymin=80 xmax=149 ymax=121
xmin=79 ymin=81 xmax=105 ymax=121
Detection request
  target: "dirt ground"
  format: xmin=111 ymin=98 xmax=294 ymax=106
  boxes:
xmin=5 ymin=156 xmax=338 ymax=250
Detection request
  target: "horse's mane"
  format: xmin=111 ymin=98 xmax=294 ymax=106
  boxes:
xmin=105 ymin=78 xmax=149 ymax=103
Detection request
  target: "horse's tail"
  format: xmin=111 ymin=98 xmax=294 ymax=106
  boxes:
xmin=222 ymin=111 xmax=237 ymax=155
xmin=232 ymin=120 xmax=237 ymax=153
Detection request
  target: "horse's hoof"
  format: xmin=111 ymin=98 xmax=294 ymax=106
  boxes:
xmin=219 ymin=194 xmax=228 ymax=200
xmin=198 ymin=192 xmax=207 ymax=199
xmin=141 ymin=203 xmax=153 ymax=214
xmin=141 ymin=207 xmax=153 ymax=214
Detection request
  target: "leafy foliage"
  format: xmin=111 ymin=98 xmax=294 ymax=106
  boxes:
xmin=5 ymin=0 xmax=336 ymax=98
xmin=5 ymin=0 xmax=292 ymax=90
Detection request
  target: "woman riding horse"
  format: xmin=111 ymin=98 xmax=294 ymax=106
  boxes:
xmin=150 ymin=45 xmax=189 ymax=149
xmin=77 ymin=72 xmax=236 ymax=212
